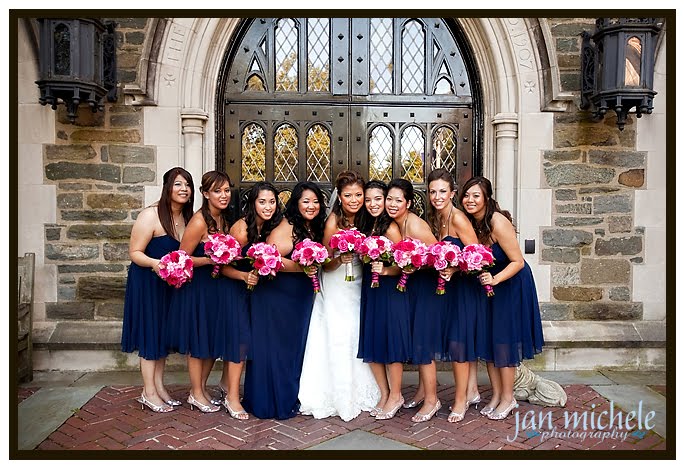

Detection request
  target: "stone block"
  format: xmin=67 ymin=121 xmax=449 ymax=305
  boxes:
xmin=97 ymin=303 xmax=124 ymax=319
xmin=119 ymin=70 xmax=137 ymax=83
xmin=114 ymin=18 xmax=149 ymax=29
xmin=551 ymin=265 xmax=580 ymax=286
xmin=557 ymin=54 xmax=580 ymax=69
xmin=544 ymin=164 xmax=614 ymax=187
xmin=556 ymin=38 xmax=579 ymax=53
xmin=554 ymin=124 xmax=618 ymax=147
xmin=59 ymin=182 xmax=92 ymax=190
xmin=46 ymin=302 xmax=95 ymax=320
xmin=573 ymin=302 xmax=642 ymax=320
xmin=125 ymin=31 xmax=145 ymax=45
xmin=550 ymin=22 xmax=597 ymax=36
xmin=554 ymin=189 xmax=576 ymax=201
xmin=554 ymin=217 xmax=604 ymax=227
xmin=45 ymin=144 xmax=96 ymax=161
xmin=57 ymin=106 xmax=104 ymax=126
xmin=555 ymin=203 xmax=592 ymax=214
xmin=70 ymin=129 xmax=141 ymax=143
xmin=580 ymin=258 xmax=631 ymax=284
xmin=57 ymin=193 xmax=83 ymax=209
xmin=67 ymin=224 xmax=133 ymax=239
xmin=559 ymin=72 xmax=580 ymax=92
xmin=110 ymin=113 xmax=142 ymax=128
xmin=542 ymin=228 xmax=593 ymax=247
xmin=607 ymin=216 xmax=632 ymax=233
xmin=539 ymin=303 xmax=570 ymax=321
xmin=618 ymin=169 xmax=645 ymax=187
xmin=578 ymin=186 xmax=620 ymax=194
xmin=45 ymin=244 xmax=99 ymax=261
xmin=553 ymin=286 xmax=603 ymax=302
xmin=595 ymin=236 xmax=642 ymax=256
xmin=61 ymin=210 xmax=128 ymax=221
xmin=117 ymin=50 xmax=141 ymax=68
xmin=87 ymin=193 xmax=142 ymax=210
xmin=57 ymin=130 xmax=68 ymax=140
xmin=103 ymin=243 xmax=130 ymax=261
xmin=46 ymin=162 xmax=121 ymax=183
xmin=58 ymin=263 xmax=127 ymax=273
xmin=541 ymin=248 xmax=580 ymax=263
xmin=587 ymin=150 xmax=645 ymax=168
xmin=76 ymin=276 xmax=127 ymax=300
xmin=58 ymin=285 xmax=76 ymax=301
xmin=45 ymin=226 xmax=62 ymax=241
xmin=593 ymin=194 xmax=632 ymax=214
xmin=107 ymin=145 xmax=154 ymax=164
xmin=543 ymin=149 xmax=581 ymax=162
xmin=609 ymin=286 xmax=631 ymax=301
xmin=123 ymin=167 xmax=155 ymax=183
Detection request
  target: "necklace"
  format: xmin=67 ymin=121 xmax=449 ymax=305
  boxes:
xmin=441 ymin=205 xmax=453 ymax=228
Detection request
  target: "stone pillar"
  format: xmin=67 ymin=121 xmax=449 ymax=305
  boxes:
xmin=181 ymin=109 xmax=209 ymax=210
xmin=492 ymin=113 xmax=519 ymax=220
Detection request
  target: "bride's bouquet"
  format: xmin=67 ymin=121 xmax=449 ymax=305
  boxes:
xmin=459 ymin=243 xmax=496 ymax=296
xmin=245 ymin=242 xmax=284 ymax=291
xmin=329 ymin=228 xmax=365 ymax=281
xmin=358 ymin=235 xmax=394 ymax=288
xmin=203 ymin=233 xmax=242 ymax=278
xmin=158 ymin=249 xmax=193 ymax=288
xmin=425 ymin=241 xmax=461 ymax=295
xmin=291 ymin=238 xmax=330 ymax=293
xmin=391 ymin=237 xmax=428 ymax=292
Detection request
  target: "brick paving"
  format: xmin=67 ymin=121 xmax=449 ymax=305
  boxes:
xmin=20 ymin=383 xmax=666 ymax=452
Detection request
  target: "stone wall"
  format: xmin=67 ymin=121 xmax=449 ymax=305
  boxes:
xmin=539 ymin=18 xmax=645 ymax=322
xmin=42 ymin=18 xmax=152 ymax=322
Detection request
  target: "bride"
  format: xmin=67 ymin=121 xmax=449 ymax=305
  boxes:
xmin=298 ymin=170 xmax=380 ymax=421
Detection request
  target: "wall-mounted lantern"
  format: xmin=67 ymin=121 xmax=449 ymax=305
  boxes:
xmin=35 ymin=18 xmax=117 ymax=123
xmin=581 ymin=18 xmax=662 ymax=130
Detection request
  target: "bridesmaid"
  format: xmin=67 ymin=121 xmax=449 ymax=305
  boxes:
xmin=217 ymin=181 xmax=282 ymax=414
xmin=166 ymin=170 xmax=245 ymax=414
xmin=386 ymin=178 xmax=444 ymax=423
xmin=121 ymin=167 xmax=194 ymax=412
xmin=356 ymin=180 xmax=410 ymax=420
xmin=426 ymin=168 xmax=483 ymax=423
xmin=242 ymin=181 xmax=325 ymax=419
xmin=460 ymin=176 xmax=544 ymax=420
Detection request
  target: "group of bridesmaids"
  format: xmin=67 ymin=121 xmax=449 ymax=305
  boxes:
xmin=121 ymin=165 xmax=544 ymax=424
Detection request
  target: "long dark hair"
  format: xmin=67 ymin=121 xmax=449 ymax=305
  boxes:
xmin=284 ymin=181 xmax=325 ymax=244
xmin=357 ymin=180 xmax=392 ymax=237
xmin=459 ymin=176 xmax=513 ymax=244
xmin=387 ymin=178 xmax=416 ymax=215
xmin=158 ymin=167 xmax=194 ymax=241
xmin=426 ymin=167 xmax=456 ymax=238
xmin=330 ymin=169 xmax=365 ymax=229
xmin=244 ymin=181 xmax=283 ymax=244
xmin=199 ymin=170 xmax=233 ymax=234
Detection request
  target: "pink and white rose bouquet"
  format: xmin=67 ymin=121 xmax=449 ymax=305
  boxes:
xmin=291 ymin=238 xmax=330 ymax=293
xmin=203 ymin=233 xmax=242 ymax=278
xmin=245 ymin=242 xmax=284 ymax=291
xmin=358 ymin=235 xmax=394 ymax=288
xmin=459 ymin=243 xmax=496 ymax=296
xmin=329 ymin=228 xmax=365 ymax=281
xmin=391 ymin=237 xmax=428 ymax=292
xmin=425 ymin=241 xmax=462 ymax=295
xmin=158 ymin=249 xmax=193 ymax=288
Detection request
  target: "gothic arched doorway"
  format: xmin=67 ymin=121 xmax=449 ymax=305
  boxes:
xmin=217 ymin=17 xmax=481 ymax=216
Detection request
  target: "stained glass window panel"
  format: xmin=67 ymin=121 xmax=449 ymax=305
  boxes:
xmin=276 ymin=19 xmax=298 ymax=92
xmin=307 ymin=18 xmax=330 ymax=92
xmin=274 ymin=124 xmax=299 ymax=182
xmin=400 ymin=125 xmax=424 ymax=182
xmin=241 ymin=124 xmax=266 ymax=182
xmin=370 ymin=18 xmax=393 ymax=94
xmin=402 ymin=20 xmax=425 ymax=93
xmin=432 ymin=126 xmax=457 ymax=172
xmin=306 ymin=124 xmax=331 ymax=182
xmin=369 ymin=126 xmax=393 ymax=182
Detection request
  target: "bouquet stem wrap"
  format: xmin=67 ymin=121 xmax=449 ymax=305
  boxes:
xmin=436 ymin=276 xmax=446 ymax=295
xmin=396 ymin=272 xmax=410 ymax=292
xmin=344 ymin=261 xmax=354 ymax=282
xmin=391 ymin=238 xmax=428 ymax=293
xmin=291 ymin=238 xmax=330 ymax=293
xmin=358 ymin=235 xmax=394 ymax=289
xmin=370 ymin=271 xmax=380 ymax=288
xmin=330 ymin=229 xmax=364 ymax=283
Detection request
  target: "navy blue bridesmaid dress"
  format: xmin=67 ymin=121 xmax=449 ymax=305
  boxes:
xmin=216 ymin=244 xmax=251 ymax=363
xmin=242 ymin=251 xmax=315 ymax=419
xmin=441 ymin=236 xmax=487 ymax=363
xmin=121 ymin=234 xmax=179 ymax=360
xmin=357 ymin=263 xmax=412 ymax=364
xmin=407 ymin=266 xmax=446 ymax=364
xmin=481 ymin=243 xmax=545 ymax=367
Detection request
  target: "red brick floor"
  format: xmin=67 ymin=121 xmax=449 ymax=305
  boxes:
xmin=24 ymin=383 xmax=665 ymax=451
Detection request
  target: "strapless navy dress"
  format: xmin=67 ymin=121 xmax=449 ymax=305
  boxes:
xmin=407 ymin=266 xmax=446 ymax=364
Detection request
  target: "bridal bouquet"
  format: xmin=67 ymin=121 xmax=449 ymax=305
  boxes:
xmin=358 ymin=235 xmax=394 ymax=288
xmin=291 ymin=238 xmax=330 ymax=293
xmin=426 ymin=241 xmax=462 ymax=295
xmin=391 ymin=237 xmax=428 ymax=292
xmin=245 ymin=242 xmax=284 ymax=291
xmin=329 ymin=228 xmax=365 ymax=281
xmin=459 ymin=243 xmax=496 ymax=296
xmin=158 ymin=249 xmax=193 ymax=288
xmin=203 ymin=233 xmax=242 ymax=278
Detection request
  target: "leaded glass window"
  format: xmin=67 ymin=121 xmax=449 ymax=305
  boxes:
xmin=54 ymin=23 xmax=71 ymax=75
xmin=246 ymin=74 xmax=266 ymax=91
xmin=432 ymin=126 xmax=457 ymax=173
xmin=274 ymin=124 xmax=298 ymax=182
xmin=400 ymin=125 xmax=425 ymax=182
xmin=401 ymin=20 xmax=424 ymax=93
xmin=369 ymin=125 xmax=393 ymax=182
xmin=241 ymin=123 xmax=266 ymax=181
xmin=306 ymin=124 xmax=331 ymax=182
xmin=275 ymin=19 xmax=298 ymax=92
xmin=307 ymin=18 xmax=330 ymax=92
xmin=370 ymin=18 xmax=393 ymax=94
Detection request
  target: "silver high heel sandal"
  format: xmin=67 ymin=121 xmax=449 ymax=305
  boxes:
xmin=447 ymin=394 xmax=481 ymax=423
xmin=165 ymin=398 xmax=182 ymax=407
xmin=376 ymin=396 xmax=404 ymax=420
xmin=487 ymin=399 xmax=519 ymax=420
xmin=187 ymin=393 xmax=220 ymax=413
xmin=402 ymin=398 xmax=424 ymax=409
xmin=137 ymin=393 xmax=174 ymax=413
xmin=223 ymin=398 xmax=249 ymax=420
xmin=411 ymin=400 xmax=442 ymax=423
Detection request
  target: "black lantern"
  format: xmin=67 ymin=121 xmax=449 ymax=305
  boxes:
xmin=581 ymin=18 xmax=662 ymax=130
xmin=35 ymin=18 xmax=118 ymax=123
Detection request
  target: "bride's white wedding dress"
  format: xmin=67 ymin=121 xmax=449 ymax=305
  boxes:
xmin=298 ymin=252 xmax=380 ymax=421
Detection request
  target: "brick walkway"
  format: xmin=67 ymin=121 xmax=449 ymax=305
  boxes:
xmin=21 ymin=383 xmax=666 ymax=451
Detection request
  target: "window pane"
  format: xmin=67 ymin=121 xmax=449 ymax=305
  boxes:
xmin=54 ymin=23 xmax=71 ymax=75
xmin=370 ymin=18 xmax=393 ymax=94
xmin=241 ymin=124 xmax=266 ymax=182
xmin=369 ymin=125 xmax=393 ymax=182
xmin=432 ymin=126 xmax=457 ymax=173
xmin=274 ymin=124 xmax=299 ymax=182
xmin=245 ymin=74 xmax=266 ymax=91
xmin=402 ymin=20 xmax=424 ymax=93
xmin=434 ymin=77 xmax=453 ymax=94
xmin=306 ymin=124 xmax=331 ymax=182
xmin=308 ymin=18 xmax=330 ymax=92
xmin=276 ymin=19 xmax=298 ymax=92
xmin=400 ymin=125 xmax=424 ymax=182
xmin=625 ymin=36 xmax=642 ymax=87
